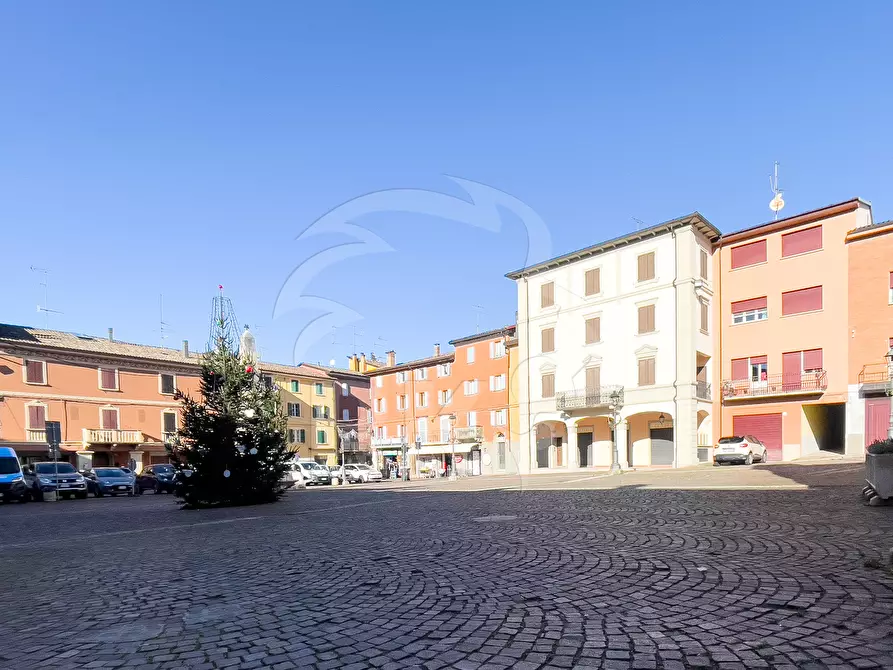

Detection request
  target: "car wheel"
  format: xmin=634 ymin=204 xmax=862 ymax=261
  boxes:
xmin=762 ymin=450 xmax=769 ymax=463
xmin=95 ymin=489 xmax=104 ymax=498
xmin=63 ymin=493 xmax=72 ymax=500
xmin=19 ymin=492 xmax=28 ymax=504
xmin=745 ymin=453 xmax=753 ymax=465
xmin=76 ymin=491 xmax=87 ymax=500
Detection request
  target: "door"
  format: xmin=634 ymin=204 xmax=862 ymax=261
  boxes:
xmin=782 ymin=352 xmax=801 ymax=392
xmin=865 ymin=398 xmax=891 ymax=448
xmin=536 ymin=425 xmax=550 ymax=468
xmin=577 ymin=431 xmax=593 ymax=467
xmin=471 ymin=449 xmax=481 ymax=476
xmin=650 ymin=427 xmax=674 ymax=465
xmin=733 ymin=414 xmax=783 ymax=461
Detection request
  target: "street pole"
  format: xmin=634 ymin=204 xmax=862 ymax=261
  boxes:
xmin=401 ymin=436 xmax=408 ymax=481
xmin=609 ymin=404 xmax=622 ymax=475
xmin=887 ymin=350 xmax=893 ymax=439
xmin=448 ymin=413 xmax=457 ymax=481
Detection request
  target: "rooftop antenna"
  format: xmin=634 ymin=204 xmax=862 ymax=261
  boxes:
xmin=351 ymin=326 xmax=364 ymax=355
xmin=372 ymin=336 xmax=386 ymax=359
xmin=158 ymin=294 xmax=172 ymax=344
xmin=632 ymin=217 xmax=648 ymax=231
xmin=769 ymin=161 xmax=785 ymax=220
xmin=472 ymin=304 xmax=484 ymax=333
xmin=30 ymin=265 xmax=63 ymax=327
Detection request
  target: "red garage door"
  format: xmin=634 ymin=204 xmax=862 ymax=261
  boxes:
xmin=733 ymin=414 xmax=783 ymax=461
xmin=865 ymin=398 xmax=891 ymax=448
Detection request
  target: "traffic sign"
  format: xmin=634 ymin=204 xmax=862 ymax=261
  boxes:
xmin=45 ymin=421 xmax=62 ymax=446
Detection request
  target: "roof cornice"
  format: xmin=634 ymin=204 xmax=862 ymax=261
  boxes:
xmin=719 ymin=198 xmax=868 ymax=246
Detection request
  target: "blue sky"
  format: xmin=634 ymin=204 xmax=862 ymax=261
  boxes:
xmin=2 ymin=2 xmax=892 ymax=367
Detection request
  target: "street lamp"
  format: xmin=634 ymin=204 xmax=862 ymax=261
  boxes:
xmin=608 ymin=404 xmax=622 ymax=475
xmin=401 ymin=432 xmax=409 ymax=482
xmin=448 ymin=413 xmax=458 ymax=481
xmin=886 ymin=347 xmax=893 ymax=439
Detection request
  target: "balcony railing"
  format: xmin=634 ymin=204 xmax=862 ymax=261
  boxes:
xmin=722 ymin=371 xmax=827 ymax=400
xmin=26 ymin=429 xmax=46 ymax=443
xmin=696 ymin=381 xmax=712 ymax=400
xmin=162 ymin=432 xmax=177 ymax=445
xmin=858 ymin=363 xmax=892 ymax=389
xmin=556 ymin=386 xmax=624 ymax=412
xmin=454 ymin=426 xmax=484 ymax=443
xmin=83 ymin=429 xmax=144 ymax=445
xmin=371 ymin=436 xmax=405 ymax=447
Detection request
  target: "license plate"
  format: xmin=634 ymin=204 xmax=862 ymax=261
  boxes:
xmin=61 ymin=484 xmax=74 ymax=488
xmin=116 ymin=485 xmax=128 ymax=490
xmin=722 ymin=447 xmax=736 ymax=452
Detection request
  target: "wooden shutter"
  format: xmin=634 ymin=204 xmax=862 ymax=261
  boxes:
xmin=541 ymin=373 xmax=555 ymax=398
xmin=585 ymin=317 xmax=600 ymax=344
xmin=161 ymin=374 xmax=175 ymax=394
xmin=638 ymin=305 xmax=655 ymax=334
xmin=585 ymin=366 xmax=600 ymax=390
xmin=541 ymin=327 xmax=555 ymax=353
xmin=782 ymin=225 xmax=822 ymax=257
xmin=731 ymin=358 xmax=749 ymax=380
xmin=731 ymin=296 xmax=767 ymax=314
xmin=25 ymin=360 xmax=44 ymax=384
xmin=28 ymin=405 xmax=46 ymax=429
xmin=541 ymin=282 xmax=554 ymax=308
xmin=163 ymin=412 xmax=177 ymax=432
xmin=700 ymin=250 xmax=708 ymax=279
xmin=730 ymin=240 xmax=767 ymax=269
xmin=584 ymin=268 xmax=600 ymax=296
xmin=781 ymin=286 xmax=823 ymax=315
xmin=638 ymin=358 xmax=655 ymax=386
xmin=637 ymin=252 xmax=655 ymax=281
xmin=700 ymin=302 xmax=709 ymax=332
xmin=101 ymin=368 xmax=117 ymax=389
xmin=101 ymin=408 xmax=118 ymax=429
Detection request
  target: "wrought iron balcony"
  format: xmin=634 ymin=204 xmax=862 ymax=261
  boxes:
xmin=722 ymin=371 xmax=827 ymax=401
xmin=83 ymin=429 xmax=144 ymax=445
xmin=556 ymin=386 xmax=624 ymax=411
xmin=454 ymin=426 xmax=484 ymax=443
xmin=696 ymin=381 xmax=712 ymax=400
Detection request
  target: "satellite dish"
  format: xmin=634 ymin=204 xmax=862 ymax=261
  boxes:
xmin=769 ymin=194 xmax=785 ymax=213
xmin=329 ymin=359 xmax=336 ymax=366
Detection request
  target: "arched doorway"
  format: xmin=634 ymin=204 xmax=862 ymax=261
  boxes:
xmin=534 ymin=421 xmax=568 ymax=468
xmin=625 ymin=411 xmax=674 ymax=466
xmin=574 ymin=417 xmax=612 ymax=467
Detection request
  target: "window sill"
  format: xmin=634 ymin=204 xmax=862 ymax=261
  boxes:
xmin=584 ymin=291 xmax=604 ymax=300
xmin=99 ymin=388 xmax=121 ymax=392
xmin=699 ymin=329 xmax=709 ymax=335
xmin=636 ymin=330 xmax=658 ymax=337
xmin=584 ymin=340 xmax=602 ymax=346
xmin=730 ymin=319 xmax=769 ymax=327
xmin=781 ymin=247 xmax=823 ymax=260
xmin=730 ymin=260 xmax=768 ymax=272
xmin=780 ymin=309 xmax=824 ymax=318
xmin=24 ymin=381 xmax=48 ymax=386
xmin=636 ymin=277 xmax=659 ymax=287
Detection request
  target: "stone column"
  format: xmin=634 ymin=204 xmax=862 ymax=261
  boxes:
xmin=615 ymin=420 xmax=630 ymax=469
xmin=564 ymin=420 xmax=578 ymax=469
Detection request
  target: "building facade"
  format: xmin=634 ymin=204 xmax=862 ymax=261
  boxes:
xmin=508 ymin=214 xmax=720 ymax=474
xmin=712 ymin=199 xmax=877 ymax=460
xmin=0 ymin=325 xmax=199 ymax=470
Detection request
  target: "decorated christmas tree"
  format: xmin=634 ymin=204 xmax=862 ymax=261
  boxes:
xmin=167 ymin=289 xmax=290 ymax=507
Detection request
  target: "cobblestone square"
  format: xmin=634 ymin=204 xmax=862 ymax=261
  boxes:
xmin=1 ymin=463 xmax=892 ymax=669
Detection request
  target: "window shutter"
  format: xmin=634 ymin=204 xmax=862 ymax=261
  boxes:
xmin=638 ymin=305 xmax=655 ymax=334
xmin=700 ymin=250 xmax=708 ymax=280
xmin=541 ymin=327 xmax=555 ymax=352
xmin=585 ymin=366 xmax=600 ymax=390
xmin=541 ymin=373 xmax=555 ymax=398
xmin=101 ymin=368 xmax=117 ymax=389
xmin=28 ymin=405 xmax=46 ymax=429
xmin=731 ymin=297 xmax=768 ymax=314
xmin=541 ymin=282 xmax=554 ymax=308
xmin=638 ymin=252 xmax=655 ymax=281
xmin=638 ymin=358 xmax=655 ymax=386
xmin=802 ymin=348 xmax=823 ymax=371
xmin=730 ymin=240 xmax=767 ymax=269
xmin=101 ymin=408 xmax=118 ymax=429
xmin=25 ymin=360 xmax=44 ymax=384
xmin=490 ymin=410 xmax=496 ymax=425
xmin=585 ymin=268 xmax=600 ymax=295
xmin=781 ymin=226 xmax=822 ymax=257
xmin=781 ymin=286 xmax=823 ymax=315
xmin=585 ymin=317 xmax=600 ymax=344
xmin=700 ymin=302 xmax=709 ymax=332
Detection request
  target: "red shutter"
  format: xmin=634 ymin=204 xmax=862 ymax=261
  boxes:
xmin=781 ymin=226 xmax=822 ymax=257
xmin=101 ymin=368 xmax=117 ymax=389
xmin=866 ymin=398 xmax=891 ymax=447
xmin=731 ymin=358 xmax=748 ymax=380
xmin=25 ymin=360 xmax=44 ymax=384
xmin=731 ymin=297 xmax=768 ymax=314
xmin=782 ymin=286 xmax=822 ymax=315
xmin=28 ymin=405 xmax=46 ymax=429
xmin=782 ymin=351 xmax=802 ymax=391
xmin=750 ymin=355 xmax=767 ymax=365
xmin=101 ymin=409 xmax=119 ymax=429
xmin=733 ymin=414 xmax=783 ymax=461
xmin=802 ymin=348 xmax=823 ymax=370
xmin=730 ymin=240 xmax=767 ymax=269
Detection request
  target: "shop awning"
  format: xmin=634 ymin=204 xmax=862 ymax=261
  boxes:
xmin=410 ymin=444 xmax=473 ymax=456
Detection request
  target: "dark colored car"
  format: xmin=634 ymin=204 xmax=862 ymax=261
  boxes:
xmin=32 ymin=462 xmax=88 ymax=499
xmin=22 ymin=465 xmax=56 ymax=501
xmin=136 ymin=464 xmax=177 ymax=494
xmin=90 ymin=467 xmax=136 ymax=497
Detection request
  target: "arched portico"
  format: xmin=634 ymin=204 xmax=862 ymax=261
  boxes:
xmin=533 ymin=420 xmax=568 ymax=469
xmin=572 ymin=416 xmax=613 ymax=467
xmin=623 ymin=409 xmax=675 ymax=467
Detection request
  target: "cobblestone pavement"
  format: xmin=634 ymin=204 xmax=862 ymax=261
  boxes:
xmin=1 ymin=464 xmax=892 ymax=669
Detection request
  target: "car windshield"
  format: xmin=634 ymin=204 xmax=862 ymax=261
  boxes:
xmin=718 ymin=437 xmax=744 ymax=444
xmin=35 ymin=463 xmax=77 ymax=474
xmin=0 ymin=457 xmax=20 ymax=475
xmin=96 ymin=468 xmax=127 ymax=477
xmin=356 ymin=465 xmax=371 ymax=471
xmin=154 ymin=465 xmax=174 ymax=473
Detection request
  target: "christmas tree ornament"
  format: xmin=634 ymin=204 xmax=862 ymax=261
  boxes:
xmin=223 ymin=469 xmax=231 ymax=478
xmin=236 ymin=444 xmax=246 ymax=455
xmin=249 ymin=447 xmax=258 ymax=455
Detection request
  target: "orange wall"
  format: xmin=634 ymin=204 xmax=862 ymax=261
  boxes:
xmin=371 ymin=359 xmax=449 ymax=442
xmin=847 ymin=231 xmax=893 ymax=382
xmin=0 ymin=354 xmax=199 ymax=446
xmin=449 ymin=339 xmax=510 ymax=442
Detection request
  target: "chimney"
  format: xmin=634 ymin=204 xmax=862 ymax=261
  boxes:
xmin=183 ymin=340 xmax=190 ymax=357
xmin=386 ymin=350 xmax=396 ymax=367
xmin=433 ymin=343 xmax=441 ymax=356
xmin=108 ymin=327 xmax=114 ymax=342
xmin=360 ymin=352 xmax=367 ymax=370
xmin=348 ymin=354 xmax=358 ymax=372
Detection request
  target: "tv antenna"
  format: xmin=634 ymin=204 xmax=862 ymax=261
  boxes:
xmin=158 ymin=294 xmax=173 ymax=344
xmin=30 ymin=266 xmax=63 ymax=327
xmin=769 ymin=161 xmax=785 ymax=220
xmin=472 ymin=304 xmax=484 ymax=333
xmin=351 ymin=326 xmax=365 ymax=354
xmin=632 ymin=217 xmax=648 ymax=231
xmin=371 ymin=336 xmax=387 ymax=358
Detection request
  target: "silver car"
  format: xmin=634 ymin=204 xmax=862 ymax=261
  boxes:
xmin=343 ymin=464 xmax=383 ymax=484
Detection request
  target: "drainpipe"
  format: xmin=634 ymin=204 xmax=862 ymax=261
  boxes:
xmin=672 ymin=228 xmax=679 ymax=469
xmin=524 ymin=277 xmax=532 ymax=473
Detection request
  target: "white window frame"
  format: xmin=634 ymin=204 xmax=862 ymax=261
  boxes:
xmin=342 ymin=408 xmax=350 ymax=421
xmin=342 ymin=382 xmax=349 ymax=397
xmin=888 ymin=285 xmax=893 ymax=305
xmin=161 ymin=409 xmax=178 ymax=436
xmin=732 ymin=307 xmax=769 ymax=325
xmin=397 ymin=424 xmax=406 ymax=438
xmin=396 ymin=371 xmax=408 ymax=384
xmin=287 ymin=402 xmax=301 ymax=417
xmin=437 ymin=363 xmax=451 ymax=377
xmin=417 ymin=391 xmax=428 ymax=408
xmin=99 ymin=405 xmax=120 ymax=430
xmin=490 ymin=340 xmax=506 ymax=359
xmin=23 ymin=359 xmax=47 ymax=385
xmin=376 ymin=398 xmax=386 ymax=413
xmin=415 ymin=368 xmax=428 ymax=381
xmin=416 ymin=417 xmax=428 ymax=442
xmin=24 ymin=401 xmax=49 ymax=430
xmin=376 ymin=376 xmax=383 ymax=388
xmin=464 ymin=379 xmax=479 ymax=396
xmin=397 ymin=394 xmax=407 ymax=410
xmin=491 ymin=409 xmax=507 ymax=426
xmin=98 ymin=367 xmax=120 ymax=391
xmin=467 ymin=411 xmax=477 ymax=427
xmin=467 ymin=347 xmax=476 ymax=364
xmin=439 ymin=389 xmax=452 ymax=406
xmin=489 ymin=374 xmax=506 ymax=392
xmin=159 ymin=372 xmax=177 ymax=396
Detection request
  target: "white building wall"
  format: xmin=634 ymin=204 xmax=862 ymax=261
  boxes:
xmin=515 ymin=224 xmax=714 ymax=473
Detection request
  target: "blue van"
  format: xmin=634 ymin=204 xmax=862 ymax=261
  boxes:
xmin=0 ymin=447 xmax=29 ymax=503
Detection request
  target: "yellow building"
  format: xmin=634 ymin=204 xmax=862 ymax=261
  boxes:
xmin=259 ymin=362 xmax=338 ymax=466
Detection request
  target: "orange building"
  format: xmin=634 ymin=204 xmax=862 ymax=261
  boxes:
xmin=0 ymin=324 xmax=200 ymax=470
xmin=368 ymin=326 xmax=515 ymax=476
xmin=712 ymin=199 xmax=891 ymax=459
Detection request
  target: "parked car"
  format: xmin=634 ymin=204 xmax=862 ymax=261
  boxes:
xmin=22 ymin=465 xmax=55 ymax=501
xmin=0 ymin=447 xmax=30 ymax=503
xmin=328 ymin=465 xmax=344 ymax=484
xmin=137 ymin=464 xmax=177 ymax=494
xmin=31 ymin=462 xmax=88 ymax=499
xmin=91 ymin=467 xmax=137 ymax=497
xmin=343 ymin=464 xmax=383 ymax=484
xmin=294 ymin=461 xmax=332 ymax=486
xmin=714 ymin=435 xmax=769 ymax=466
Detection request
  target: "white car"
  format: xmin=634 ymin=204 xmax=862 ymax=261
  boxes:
xmin=714 ymin=435 xmax=769 ymax=466
xmin=343 ymin=464 xmax=383 ymax=483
